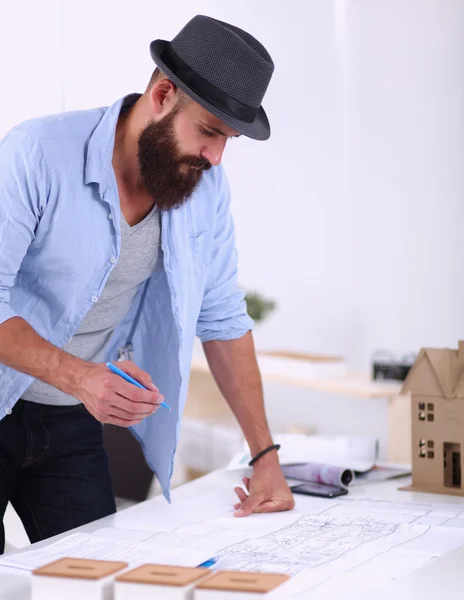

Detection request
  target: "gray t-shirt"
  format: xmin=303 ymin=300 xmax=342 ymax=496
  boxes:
xmin=23 ymin=206 xmax=161 ymax=405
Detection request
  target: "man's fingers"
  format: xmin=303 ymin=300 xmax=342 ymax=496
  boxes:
xmin=112 ymin=377 xmax=163 ymax=405
xmin=112 ymin=394 xmax=159 ymax=416
xmin=234 ymin=493 xmax=265 ymax=517
xmin=115 ymin=361 xmax=160 ymax=392
xmin=103 ymin=414 xmax=144 ymax=427
xmin=234 ymin=486 xmax=248 ymax=504
xmin=92 ymin=394 xmax=159 ymax=424
xmin=108 ymin=403 xmax=158 ymax=421
xmin=251 ymin=499 xmax=292 ymax=514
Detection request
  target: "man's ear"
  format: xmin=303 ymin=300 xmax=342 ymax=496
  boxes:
xmin=148 ymin=79 xmax=178 ymax=116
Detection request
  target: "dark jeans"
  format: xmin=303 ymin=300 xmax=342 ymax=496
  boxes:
xmin=0 ymin=400 xmax=116 ymax=554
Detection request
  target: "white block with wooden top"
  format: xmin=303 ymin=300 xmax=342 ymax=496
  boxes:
xmin=115 ymin=564 xmax=211 ymax=600
xmin=32 ymin=557 xmax=128 ymax=600
xmin=194 ymin=571 xmax=290 ymax=599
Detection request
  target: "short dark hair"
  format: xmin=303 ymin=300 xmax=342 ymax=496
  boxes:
xmin=148 ymin=67 xmax=163 ymax=88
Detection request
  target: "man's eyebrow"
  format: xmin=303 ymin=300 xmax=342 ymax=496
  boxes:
xmin=200 ymin=122 xmax=241 ymax=138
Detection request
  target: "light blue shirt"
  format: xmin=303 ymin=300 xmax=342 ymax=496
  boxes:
xmin=0 ymin=94 xmax=253 ymax=500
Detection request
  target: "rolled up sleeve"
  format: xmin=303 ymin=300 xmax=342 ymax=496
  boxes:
xmin=0 ymin=127 xmax=47 ymax=325
xmin=196 ymin=168 xmax=254 ymax=342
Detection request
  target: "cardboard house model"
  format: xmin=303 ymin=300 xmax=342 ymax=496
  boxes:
xmin=401 ymin=340 xmax=464 ymax=496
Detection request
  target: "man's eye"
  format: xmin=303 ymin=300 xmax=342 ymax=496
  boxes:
xmin=200 ymin=127 xmax=215 ymax=137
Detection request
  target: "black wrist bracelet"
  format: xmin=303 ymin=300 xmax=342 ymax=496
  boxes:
xmin=248 ymin=444 xmax=281 ymax=467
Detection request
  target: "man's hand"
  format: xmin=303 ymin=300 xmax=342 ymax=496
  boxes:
xmin=71 ymin=360 xmax=164 ymax=427
xmin=233 ymin=454 xmax=295 ymax=517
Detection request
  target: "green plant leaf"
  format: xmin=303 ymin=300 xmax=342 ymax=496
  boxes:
xmin=244 ymin=291 xmax=276 ymax=323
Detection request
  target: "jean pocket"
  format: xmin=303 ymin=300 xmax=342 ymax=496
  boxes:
xmin=72 ymin=403 xmax=88 ymax=414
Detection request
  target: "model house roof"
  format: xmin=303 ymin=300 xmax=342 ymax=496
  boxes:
xmin=401 ymin=341 xmax=464 ymax=399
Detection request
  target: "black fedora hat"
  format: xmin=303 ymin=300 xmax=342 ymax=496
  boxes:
xmin=149 ymin=15 xmax=274 ymax=140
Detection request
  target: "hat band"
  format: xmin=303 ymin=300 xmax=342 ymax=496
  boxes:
xmin=160 ymin=44 xmax=258 ymax=124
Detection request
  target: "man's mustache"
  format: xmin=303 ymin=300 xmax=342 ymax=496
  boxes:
xmin=180 ymin=156 xmax=212 ymax=171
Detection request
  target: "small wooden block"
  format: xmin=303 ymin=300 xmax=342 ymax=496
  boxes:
xmin=195 ymin=571 xmax=290 ymax=594
xmin=116 ymin=564 xmax=209 ymax=587
xmin=33 ymin=557 xmax=128 ymax=580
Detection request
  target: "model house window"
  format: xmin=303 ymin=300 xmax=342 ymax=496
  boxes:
xmin=419 ymin=439 xmax=435 ymax=459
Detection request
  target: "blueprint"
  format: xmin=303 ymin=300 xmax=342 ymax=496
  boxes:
xmin=0 ymin=531 xmax=214 ymax=571
xmin=210 ymin=496 xmax=464 ymax=598
xmin=4 ymin=488 xmax=464 ymax=599
xmin=111 ymin=490 xmax=464 ymax=598
xmin=213 ymin=513 xmax=399 ymax=574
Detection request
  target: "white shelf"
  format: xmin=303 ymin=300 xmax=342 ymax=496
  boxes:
xmin=190 ymin=356 xmax=403 ymax=400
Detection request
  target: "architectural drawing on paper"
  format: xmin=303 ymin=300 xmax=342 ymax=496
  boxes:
xmin=213 ymin=514 xmax=398 ymax=576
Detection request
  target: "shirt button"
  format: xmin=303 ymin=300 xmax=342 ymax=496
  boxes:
xmin=110 ymin=257 xmax=117 ymax=264
xmin=5 ymin=407 xmax=12 ymax=415
xmin=108 ymin=214 xmax=113 ymax=220
xmin=91 ymin=296 xmax=98 ymax=303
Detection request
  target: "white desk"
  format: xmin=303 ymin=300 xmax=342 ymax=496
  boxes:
xmin=2 ymin=469 xmax=464 ymax=599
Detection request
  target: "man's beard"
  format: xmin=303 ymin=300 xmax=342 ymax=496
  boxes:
xmin=137 ymin=109 xmax=211 ymax=211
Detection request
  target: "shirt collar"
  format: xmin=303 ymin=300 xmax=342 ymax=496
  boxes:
xmin=84 ymin=93 xmax=142 ymax=194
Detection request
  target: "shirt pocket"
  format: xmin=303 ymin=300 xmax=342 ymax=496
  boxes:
xmin=188 ymin=231 xmax=209 ymax=274
xmin=185 ymin=232 xmax=209 ymax=318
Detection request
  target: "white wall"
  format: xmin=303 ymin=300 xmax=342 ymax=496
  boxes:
xmin=2 ymin=1 xmax=464 ymax=455
xmin=339 ymin=0 xmax=464 ymax=368
xmin=0 ymin=0 xmax=63 ymax=135
xmin=211 ymin=1 xmax=347 ymax=360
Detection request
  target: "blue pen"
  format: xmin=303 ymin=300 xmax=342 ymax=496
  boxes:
xmin=106 ymin=362 xmax=171 ymax=411
xmin=198 ymin=558 xmax=216 ymax=568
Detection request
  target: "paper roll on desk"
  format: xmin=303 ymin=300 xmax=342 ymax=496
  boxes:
xmin=32 ymin=557 xmax=128 ymax=600
xmin=282 ymin=462 xmax=354 ymax=488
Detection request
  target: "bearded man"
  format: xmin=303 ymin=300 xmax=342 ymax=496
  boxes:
xmin=0 ymin=14 xmax=294 ymax=554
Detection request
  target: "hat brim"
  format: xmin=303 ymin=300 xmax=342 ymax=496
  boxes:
xmin=150 ymin=39 xmax=270 ymax=141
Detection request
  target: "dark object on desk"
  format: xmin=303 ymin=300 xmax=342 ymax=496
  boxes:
xmin=291 ymin=482 xmax=348 ymax=498
xmin=103 ymin=425 xmax=154 ymax=502
xmin=372 ymin=350 xmax=416 ymax=382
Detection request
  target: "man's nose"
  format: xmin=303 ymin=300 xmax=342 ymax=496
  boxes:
xmin=201 ymin=139 xmax=227 ymax=166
